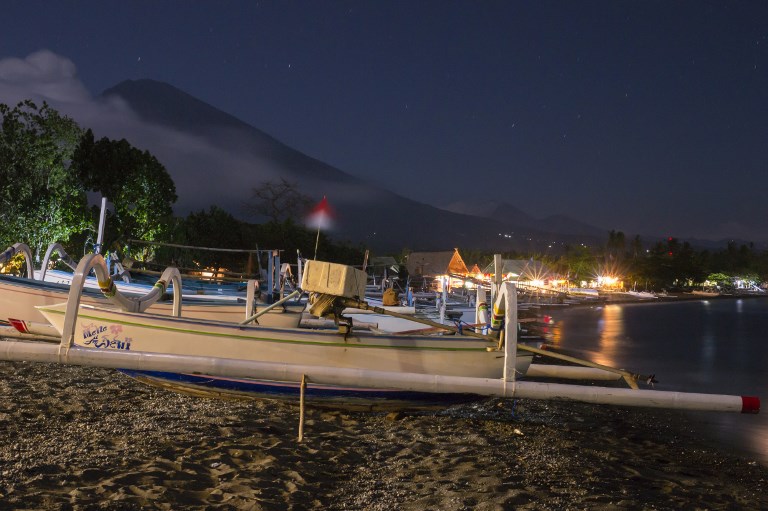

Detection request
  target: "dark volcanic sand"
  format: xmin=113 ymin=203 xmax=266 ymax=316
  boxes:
xmin=0 ymin=360 xmax=766 ymax=510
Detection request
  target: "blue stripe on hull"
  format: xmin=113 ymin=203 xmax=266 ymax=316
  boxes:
xmin=119 ymin=369 xmax=483 ymax=411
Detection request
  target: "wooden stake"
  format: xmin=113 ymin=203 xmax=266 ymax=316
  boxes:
xmin=298 ymin=374 xmax=307 ymax=442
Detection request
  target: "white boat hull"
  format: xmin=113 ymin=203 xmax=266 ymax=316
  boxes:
xmin=37 ymin=302 xmax=532 ymax=379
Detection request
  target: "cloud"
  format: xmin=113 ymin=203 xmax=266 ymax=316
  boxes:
xmin=0 ymin=50 xmax=91 ymax=104
xmin=0 ymin=50 xmax=283 ymax=217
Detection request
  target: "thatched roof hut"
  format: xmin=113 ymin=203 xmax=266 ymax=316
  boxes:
xmin=405 ymin=248 xmax=469 ymax=277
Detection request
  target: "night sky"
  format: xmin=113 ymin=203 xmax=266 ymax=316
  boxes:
xmin=1 ymin=1 xmax=767 ymax=242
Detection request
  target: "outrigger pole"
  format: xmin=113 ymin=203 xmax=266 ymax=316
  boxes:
xmin=0 ymin=339 xmax=758 ymax=414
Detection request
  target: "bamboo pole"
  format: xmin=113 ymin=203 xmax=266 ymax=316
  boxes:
xmin=298 ymin=374 xmax=307 ymax=442
xmin=0 ymin=340 xmax=758 ymax=414
xmin=240 ymin=290 xmax=302 ymax=325
xmin=313 ymin=228 xmax=320 ymax=260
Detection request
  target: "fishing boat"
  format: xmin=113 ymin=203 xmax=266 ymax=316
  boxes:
xmin=692 ymin=288 xmax=720 ymax=297
xmin=18 ymin=254 xmax=532 ymax=409
xmin=0 ymin=273 xmax=304 ymax=331
xmin=624 ymin=290 xmax=658 ymax=299
xmin=36 ymin=299 xmax=534 ymax=409
xmin=0 ymin=243 xmax=305 ymax=335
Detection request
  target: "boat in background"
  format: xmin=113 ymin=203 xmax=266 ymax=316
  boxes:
xmin=0 ymin=243 xmax=305 ymax=335
xmin=692 ymin=288 xmax=721 ymax=297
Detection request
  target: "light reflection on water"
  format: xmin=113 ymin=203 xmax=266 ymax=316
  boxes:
xmin=542 ymin=298 xmax=768 ymax=465
xmin=593 ymin=305 xmax=623 ymax=368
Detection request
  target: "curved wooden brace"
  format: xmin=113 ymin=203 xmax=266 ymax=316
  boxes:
xmin=38 ymin=242 xmax=78 ymax=281
xmin=59 ymin=254 xmax=183 ymax=350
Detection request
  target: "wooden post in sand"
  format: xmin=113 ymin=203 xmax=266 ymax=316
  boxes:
xmin=298 ymin=374 xmax=307 ymax=442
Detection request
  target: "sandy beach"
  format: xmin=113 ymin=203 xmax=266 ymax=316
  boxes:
xmin=0 ymin=360 xmax=766 ymax=510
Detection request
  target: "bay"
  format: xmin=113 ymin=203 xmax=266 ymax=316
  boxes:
xmin=541 ymin=296 xmax=768 ymax=465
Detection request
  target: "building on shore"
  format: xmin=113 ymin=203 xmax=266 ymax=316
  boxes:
xmin=405 ymin=248 xmax=469 ymax=292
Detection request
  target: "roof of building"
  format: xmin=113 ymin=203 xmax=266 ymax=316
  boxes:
xmin=405 ymin=248 xmax=469 ymax=277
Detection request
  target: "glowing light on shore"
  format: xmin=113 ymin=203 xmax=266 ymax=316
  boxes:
xmin=597 ymin=275 xmax=619 ymax=287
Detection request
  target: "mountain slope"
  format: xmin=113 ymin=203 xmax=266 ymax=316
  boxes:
xmin=99 ymin=79 xmax=605 ymax=252
xmin=102 ymin=80 xmax=353 ymax=185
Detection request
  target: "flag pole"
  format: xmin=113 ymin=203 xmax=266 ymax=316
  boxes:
xmin=313 ymin=227 xmax=320 ymax=260
xmin=308 ymin=195 xmax=331 ymax=260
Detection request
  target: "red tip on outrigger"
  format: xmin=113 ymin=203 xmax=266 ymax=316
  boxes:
xmin=742 ymin=396 xmax=760 ymax=414
xmin=8 ymin=318 xmax=28 ymax=334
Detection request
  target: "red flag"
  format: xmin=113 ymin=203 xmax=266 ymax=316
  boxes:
xmin=306 ymin=196 xmax=335 ymax=230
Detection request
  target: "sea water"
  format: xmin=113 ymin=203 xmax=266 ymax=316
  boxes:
xmin=541 ymin=297 xmax=768 ymax=465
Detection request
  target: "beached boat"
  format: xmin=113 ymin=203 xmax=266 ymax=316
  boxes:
xmin=0 ymin=243 xmax=305 ymax=334
xmin=21 ymin=255 xmax=532 ymax=409
xmin=625 ymin=290 xmax=657 ymax=299
xmin=37 ymin=302 xmax=522 ymax=380
xmin=36 ymin=299 xmax=533 ymax=409
xmin=0 ymin=273 xmax=304 ymax=332
xmin=692 ymin=289 xmax=720 ymax=297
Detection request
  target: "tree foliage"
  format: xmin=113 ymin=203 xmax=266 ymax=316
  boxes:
xmin=555 ymin=244 xmax=595 ymax=283
xmin=159 ymin=206 xmax=255 ymax=272
xmin=0 ymin=101 xmax=90 ymax=254
xmin=606 ymin=230 xmax=626 ymax=261
xmin=71 ymin=129 xmax=177 ymax=247
xmin=138 ymin=206 xmax=366 ymax=276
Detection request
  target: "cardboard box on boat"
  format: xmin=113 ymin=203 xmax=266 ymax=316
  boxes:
xmin=301 ymin=260 xmax=367 ymax=299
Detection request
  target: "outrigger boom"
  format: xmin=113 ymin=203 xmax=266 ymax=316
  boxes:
xmin=0 ymin=338 xmax=759 ymax=414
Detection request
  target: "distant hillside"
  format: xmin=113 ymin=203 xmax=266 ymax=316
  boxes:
xmin=444 ymin=200 xmax=606 ymax=238
xmin=99 ymin=79 xmax=605 ymax=253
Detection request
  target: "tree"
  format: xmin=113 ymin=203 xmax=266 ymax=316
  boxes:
xmin=0 ymin=100 xmax=90 ymax=255
xmin=71 ymin=130 xmax=177 ymax=248
xmin=606 ymin=230 xmax=626 ymax=261
xmin=244 ymin=178 xmax=313 ymax=223
xmin=170 ymin=206 xmax=253 ymax=272
xmin=556 ymin=244 xmax=595 ymax=285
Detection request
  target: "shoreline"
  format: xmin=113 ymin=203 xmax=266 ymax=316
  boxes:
xmin=1 ymin=360 xmax=766 ymax=510
xmin=533 ymin=290 xmax=768 ymax=309
xmin=607 ymin=290 xmax=767 ymax=303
